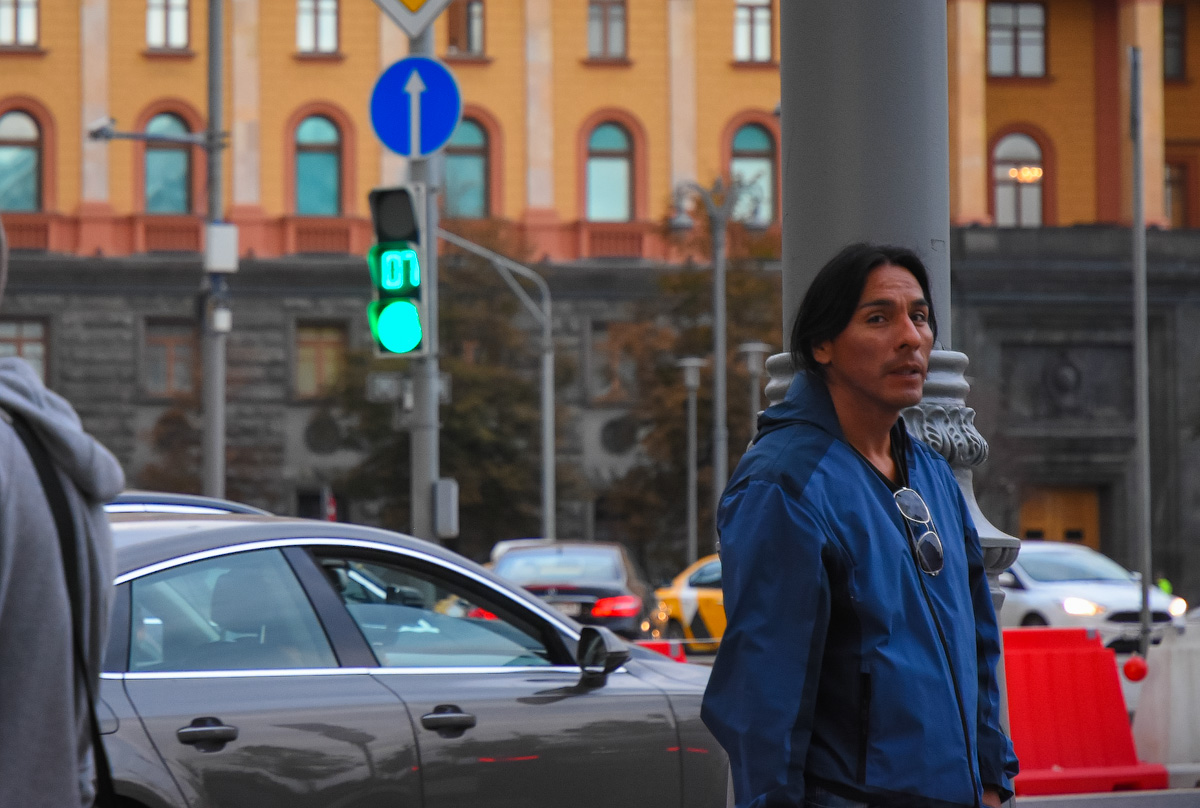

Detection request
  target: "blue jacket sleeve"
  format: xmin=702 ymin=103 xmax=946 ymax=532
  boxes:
xmin=959 ymin=492 xmax=1020 ymax=801
xmin=701 ymin=480 xmax=832 ymax=808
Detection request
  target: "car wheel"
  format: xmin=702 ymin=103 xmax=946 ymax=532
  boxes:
xmin=1021 ymin=613 xmax=1049 ymax=627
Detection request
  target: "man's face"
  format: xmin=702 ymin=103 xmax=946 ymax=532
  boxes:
xmin=811 ymin=263 xmax=934 ymax=415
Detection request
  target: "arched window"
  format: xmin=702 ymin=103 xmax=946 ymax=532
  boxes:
xmin=444 ymin=118 xmax=488 ymax=219
xmin=0 ymin=110 xmax=41 ymax=212
xmin=993 ymin=133 xmax=1043 ymax=227
xmin=730 ymin=123 xmax=775 ymax=226
xmin=145 ymin=113 xmax=192 ymax=214
xmin=295 ymin=115 xmax=341 ymax=216
xmin=586 ymin=123 xmax=632 ymax=222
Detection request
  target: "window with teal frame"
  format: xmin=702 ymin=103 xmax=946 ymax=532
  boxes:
xmin=295 ymin=115 xmax=341 ymax=216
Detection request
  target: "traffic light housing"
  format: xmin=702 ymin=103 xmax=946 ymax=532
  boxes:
xmin=367 ymin=186 xmax=426 ymax=357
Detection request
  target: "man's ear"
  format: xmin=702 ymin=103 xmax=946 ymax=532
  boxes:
xmin=811 ymin=340 xmax=832 ymax=367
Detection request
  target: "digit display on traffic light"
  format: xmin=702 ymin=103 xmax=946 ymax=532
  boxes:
xmin=367 ymin=186 xmax=426 ymax=357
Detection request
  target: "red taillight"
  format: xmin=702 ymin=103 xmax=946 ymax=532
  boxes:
xmin=467 ymin=607 xmax=498 ymax=620
xmin=591 ymin=595 xmax=642 ymax=618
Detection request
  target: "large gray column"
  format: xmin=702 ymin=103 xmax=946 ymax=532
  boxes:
xmin=773 ymin=2 xmax=1020 ymax=607
xmin=780 ymin=2 xmax=952 ymax=340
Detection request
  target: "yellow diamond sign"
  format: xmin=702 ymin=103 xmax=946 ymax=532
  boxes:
xmin=372 ymin=0 xmax=455 ymax=38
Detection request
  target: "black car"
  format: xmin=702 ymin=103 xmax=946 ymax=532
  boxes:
xmin=491 ymin=542 xmax=652 ymax=639
xmin=99 ymin=514 xmax=729 ymax=808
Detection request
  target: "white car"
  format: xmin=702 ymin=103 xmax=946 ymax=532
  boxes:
xmin=998 ymin=541 xmax=1188 ymax=653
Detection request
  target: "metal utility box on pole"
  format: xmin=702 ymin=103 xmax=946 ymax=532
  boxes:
xmin=1129 ymin=47 xmax=1154 ymax=657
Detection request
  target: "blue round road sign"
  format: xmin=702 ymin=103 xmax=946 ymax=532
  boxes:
xmin=370 ymin=57 xmax=462 ymax=158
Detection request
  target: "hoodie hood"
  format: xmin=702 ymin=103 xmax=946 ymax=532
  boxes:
xmin=0 ymin=358 xmax=124 ymax=503
xmin=754 ymin=370 xmax=846 ymax=444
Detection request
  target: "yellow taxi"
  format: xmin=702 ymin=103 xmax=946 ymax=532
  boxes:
xmin=651 ymin=554 xmax=725 ymax=653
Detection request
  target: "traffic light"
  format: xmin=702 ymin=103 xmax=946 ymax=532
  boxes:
xmin=367 ymin=186 xmax=426 ymax=357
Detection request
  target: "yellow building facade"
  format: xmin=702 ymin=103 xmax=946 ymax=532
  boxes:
xmin=2 ymin=0 xmax=1198 ymax=261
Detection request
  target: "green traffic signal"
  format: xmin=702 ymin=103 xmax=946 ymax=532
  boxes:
xmin=370 ymin=299 xmax=423 ymax=354
xmin=367 ymin=241 xmax=424 ymax=355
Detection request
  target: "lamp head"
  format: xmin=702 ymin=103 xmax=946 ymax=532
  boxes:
xmin=670 ymin=208 xmax=695 ymax=233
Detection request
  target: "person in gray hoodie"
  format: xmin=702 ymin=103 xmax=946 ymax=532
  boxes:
xmin=0 ymin=219 xmax=125 ymax=806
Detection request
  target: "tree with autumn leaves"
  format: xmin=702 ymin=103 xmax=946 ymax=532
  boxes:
xmin=601 ymin=226 xmax=782 ymax=582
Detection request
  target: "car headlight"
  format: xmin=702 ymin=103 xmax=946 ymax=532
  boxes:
xmin=1062 ymin=597 xmax=1106 ymax=617
xmin=1169 ymin=597 xmax=1188 ymax=618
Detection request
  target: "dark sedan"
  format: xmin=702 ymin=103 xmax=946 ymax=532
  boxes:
xmin=491 ymin=542 xmax=653 ymax=639
xmin=99 ymin=514 xmax=729 ymax=808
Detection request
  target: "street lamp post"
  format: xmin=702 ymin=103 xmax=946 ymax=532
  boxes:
xmin=672 ymin=178 xmax=758 ymax=525
xmin=738 ymin=341 xmax=772 ymax=439
xmin=678 ymin=357 xmax=705 ymax=566
xmin=437 ymin=227 xmax=556 ymax=541
xmin=88 ymin=0 xmax=234 ymax=499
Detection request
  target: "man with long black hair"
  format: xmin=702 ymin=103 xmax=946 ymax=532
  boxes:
xmin=0 ymin=218 xmax=125 ymax=806
xmin=702 ymin=243 xmax=1017 ymax=808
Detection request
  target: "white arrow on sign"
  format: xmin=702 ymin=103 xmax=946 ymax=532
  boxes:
xmin=371 ymin=0 xmax=457 ymax=39
xmin=405 ymin=69 xmax=426 ymax=157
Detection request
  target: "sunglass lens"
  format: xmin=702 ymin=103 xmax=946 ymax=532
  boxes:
xmin=895 ymin=488 xmax=931 ymax=523
xmin=915 ymin=530 xmax=944 ymax=575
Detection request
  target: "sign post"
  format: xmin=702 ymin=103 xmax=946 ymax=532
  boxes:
xmin=369 ymin=37 xmax=461 ymax=542
xmin=370 ymin=0 xmax=456 ymax=39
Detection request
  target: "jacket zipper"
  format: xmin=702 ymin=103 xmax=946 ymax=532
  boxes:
xmin=911 ymin=541 xmax=981 ymax=808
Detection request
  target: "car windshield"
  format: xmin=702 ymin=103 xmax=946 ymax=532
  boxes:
xmin=494 ymin=547 xmax=624 ymax=585
xmin=1019 ymin=549 xmax=1135 ymax=583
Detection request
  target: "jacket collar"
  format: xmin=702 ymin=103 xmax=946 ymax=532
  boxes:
xmin=754 ymin=370 xmax=845 ymax=443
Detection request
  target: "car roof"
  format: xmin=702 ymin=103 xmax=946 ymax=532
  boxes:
xmin=106 ymin=490 xmax=272 ymax=516
xmin=106 ymin=513 xmax=586 ymax=639
xmin=1017 ymin=541 xmax=1103 ymax=555
xmin=109 ymin=513 xmax=482 ymax=580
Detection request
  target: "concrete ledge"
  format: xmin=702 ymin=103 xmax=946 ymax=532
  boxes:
xmin=1165 ymin=764 xmax=1200 ymax=790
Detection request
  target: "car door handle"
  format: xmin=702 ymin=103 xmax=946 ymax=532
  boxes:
xmin=421 ymin=705 xmax=477 ymax=731
xmin=177 ymin=717 xmax=239 ymax=747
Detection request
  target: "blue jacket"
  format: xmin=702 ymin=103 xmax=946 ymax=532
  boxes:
xmin=702 ymin=372 xmax=1018 ymax=808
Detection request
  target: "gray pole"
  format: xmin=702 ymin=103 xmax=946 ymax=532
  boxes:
xmin=540 ymin=322 xmax=555 ymax=540
xmin=780 ymin=1 xmax=951 ymax=344
xmin=436 ymin=227 xmax=556 ymax=540
xmin=201 ymin=0 xmax=227 ymax=498
xmin=680 ymin=358 xmax=704 ymax=566
xmin=712 ymin=217 xmax=728 ymax=521
xmin=739 ymin=341 xmax=772 ymax=438
xmin=674 ymin=180 xmax=739 ymax=535
xmin=408 ymin=28 xmax=441 ymax=541
xmin=1130 ymin=47 xmax=1153 ymax=657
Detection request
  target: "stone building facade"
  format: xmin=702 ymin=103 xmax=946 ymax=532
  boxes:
xmin=6 ymin=224 xmax=1200 ymax=603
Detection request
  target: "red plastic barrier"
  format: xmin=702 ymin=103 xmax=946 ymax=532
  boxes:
xmin=639 ymin=640 xmax=688 ymax=663
xmin=1003 ymin=627 xmax=1168 ymax=795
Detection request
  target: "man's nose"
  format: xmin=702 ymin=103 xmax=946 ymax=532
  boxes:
xmin=896 ymin=315 xmax=922 ymax=347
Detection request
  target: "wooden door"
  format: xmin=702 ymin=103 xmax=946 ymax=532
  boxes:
xmin=1018 ymin=487 xmax=1100 ymax=549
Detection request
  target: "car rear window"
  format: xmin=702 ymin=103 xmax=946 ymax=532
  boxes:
xmin=1019 ymin=550 xmax=1134 ymax=583
xmin=494 ymin=547 xmax=624 ymax=586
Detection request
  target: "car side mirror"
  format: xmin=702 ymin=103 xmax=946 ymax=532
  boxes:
xmin=998 ymin=571 xmax=1018 ymax=589
xmin=577 ymin=626 xmax=631 ymax=687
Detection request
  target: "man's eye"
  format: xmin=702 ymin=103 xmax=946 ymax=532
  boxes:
xmin=911 ymin=311 xmax=928 ymax=323
xmin=866 ymin=314 xmax=886 ymax=324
